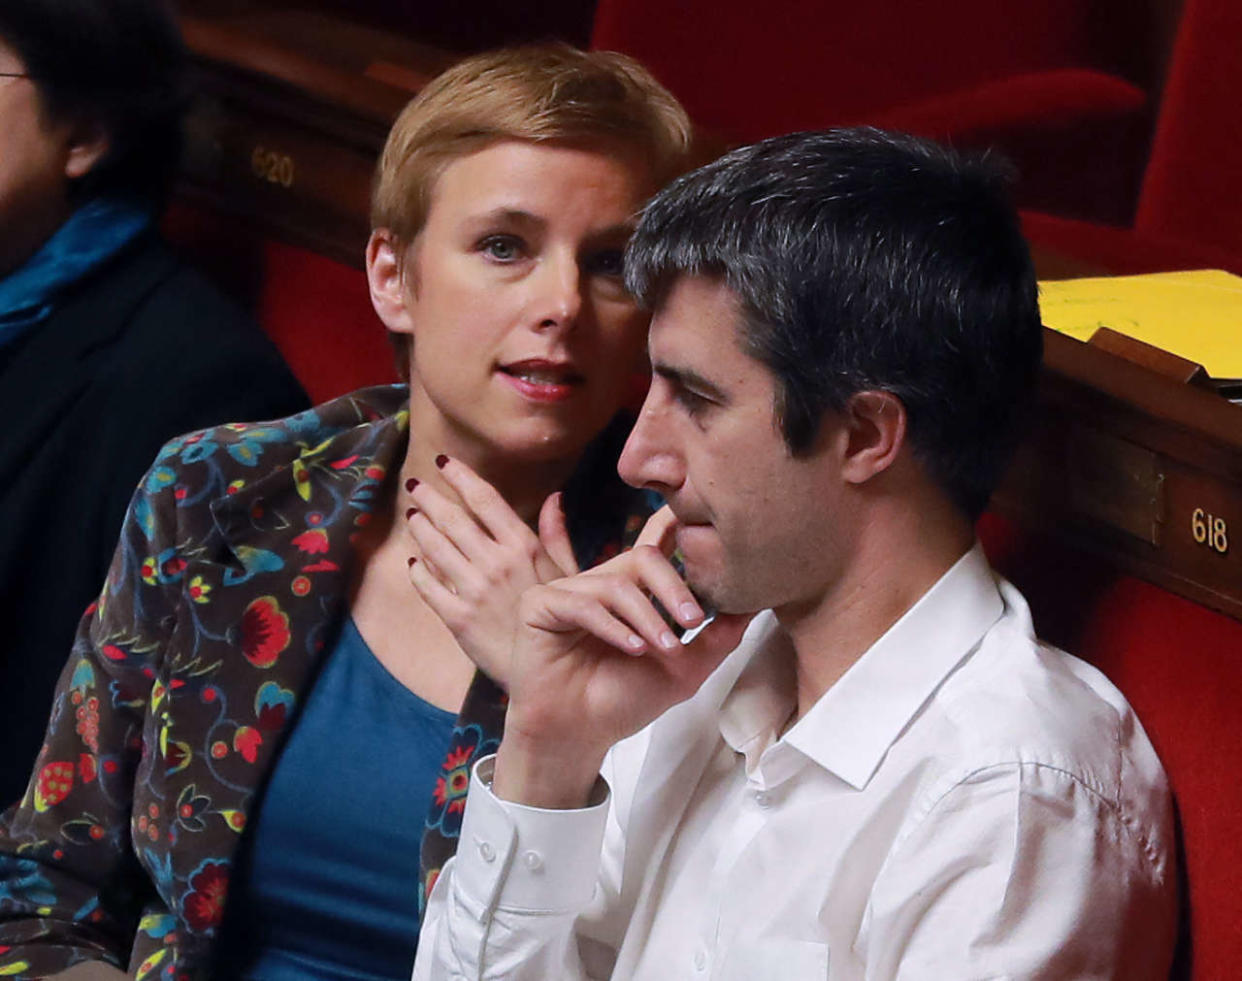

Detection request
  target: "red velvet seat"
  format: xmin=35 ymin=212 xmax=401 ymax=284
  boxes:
xmin=590 ymin=0 xmax=1153 ymax=222
xmin=1022 ymin=0 xmax=1242 ymax=276
xmin=979 ymin=513 xmax=1242 ymax=980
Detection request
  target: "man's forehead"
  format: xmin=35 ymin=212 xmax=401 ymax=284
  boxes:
xmin=648 ymin=274 xmax=746 ymax=361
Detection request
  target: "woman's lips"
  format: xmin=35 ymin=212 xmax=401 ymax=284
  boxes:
xmin=498 ymin=360 xmax=583 ymax=403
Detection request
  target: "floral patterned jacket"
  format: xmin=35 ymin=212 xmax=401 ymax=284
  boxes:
xmin=0 ymin=385 xmax=647 ymax=979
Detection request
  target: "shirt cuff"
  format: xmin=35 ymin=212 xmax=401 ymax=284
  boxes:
xmin=455 ymin=755 xmax=610 ymax=917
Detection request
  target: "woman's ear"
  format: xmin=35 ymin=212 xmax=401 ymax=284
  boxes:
xmin=839 ymin=390 xmax=907 ymax=485
xmin=63 ymin=122 xmax=110 ymax=181
xmin=366 ymin=229 xmax=415 ymax=335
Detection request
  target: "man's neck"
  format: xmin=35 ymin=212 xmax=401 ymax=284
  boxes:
xmin=777 ymin=498 xmax=975 ymax=719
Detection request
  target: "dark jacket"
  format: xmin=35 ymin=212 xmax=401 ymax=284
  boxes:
xmin=0 ymin=233 xmax=308 ymax=805
xmin=0 ymin=387 xmax=647 ymax=978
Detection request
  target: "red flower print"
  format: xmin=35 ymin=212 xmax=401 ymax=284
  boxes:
xmin=75 ymin=696 xmax=100 ymax=752
xmin=78 ymin=753 xmax=97 ymax=783
xmin=240 ymin=596 xmax=290 ymax=667
xmin=233 ymin=726 xmax=263 ymax=764
xmin=428 ymin=726 xmax=496 ymax=835
xmin=182 ymin=860 xmax=229 ymax=932
xmin=34 ymin=761 xmax=74 ymax=812
xmin=256 ymin=701 xmax=288 ymax=730
xmin=290 ymin=529 xmax=329 ymax=554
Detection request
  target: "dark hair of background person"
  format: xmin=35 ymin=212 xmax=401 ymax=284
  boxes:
xmin=625 ymin=127 xmax=1043 ymax=520
xmin=0 ymin=0 xmax=186 ymax=207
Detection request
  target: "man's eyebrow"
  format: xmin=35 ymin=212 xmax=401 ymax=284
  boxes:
xmin=653 ymin=363 xmax=730 ymax=403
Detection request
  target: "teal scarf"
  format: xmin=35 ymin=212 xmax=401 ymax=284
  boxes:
xmin=0 ymin=197 xmax=152 ymax=350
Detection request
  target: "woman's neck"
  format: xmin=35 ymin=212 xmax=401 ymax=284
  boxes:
xmin=398 ymin=399 xmax=583 ymax=531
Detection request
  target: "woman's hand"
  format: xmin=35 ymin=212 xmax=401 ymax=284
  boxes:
xmin=404 ymin=456 xmax=579 ymax=686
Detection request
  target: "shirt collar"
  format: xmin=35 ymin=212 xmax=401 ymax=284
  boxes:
xmin=717 ymin=615 xmax=797 ymax=774
xmin=716 ymin=543 xmax=1005 ymax=791
xmin=785 ymin=541 xmax=1005 ymax=789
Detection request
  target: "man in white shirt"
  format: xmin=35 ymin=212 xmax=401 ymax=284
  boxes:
xmin=412 ymin=129 xmax=1177 ymax=980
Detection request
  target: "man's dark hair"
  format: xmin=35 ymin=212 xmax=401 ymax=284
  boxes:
xmin=0 ymin=0 xmax=186 ymax=205
xmin=626 ymin=127 xmax=1042 ymax=519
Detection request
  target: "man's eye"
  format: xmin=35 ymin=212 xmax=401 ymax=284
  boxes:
xmin=585 ymin=248 xmax=625 ymax=278
xmin=674 ymin=387 xmax=710 ymax=417
xmin=480 ymin=236 xmax=523 ymax=262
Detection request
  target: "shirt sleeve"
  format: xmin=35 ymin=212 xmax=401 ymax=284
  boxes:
xmin=858 ymin=761 xmax=1177 ymax=981
xmin=413 ymin=756 xmax=615 ymax=981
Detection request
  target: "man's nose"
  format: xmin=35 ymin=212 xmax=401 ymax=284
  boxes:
xmin=618 ymin=395 xmax=684 ymax=492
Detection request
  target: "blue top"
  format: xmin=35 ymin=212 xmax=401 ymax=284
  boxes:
xmin=215 ymin=617 xmax=457 ymax=979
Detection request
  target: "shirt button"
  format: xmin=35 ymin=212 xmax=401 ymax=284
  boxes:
xmin=693 ymin=948 xmax=707 ymax=972
xmin=522 ymin=850 xmax=543 ymax=872
xmin=753 ymin=790 xmax=771 ymax=808
xmin=477 ymin=840 xmax=496 ymax=863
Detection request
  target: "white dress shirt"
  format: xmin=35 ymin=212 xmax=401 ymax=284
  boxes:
xmin=414 ymin=545 xmax=1177 ymax=980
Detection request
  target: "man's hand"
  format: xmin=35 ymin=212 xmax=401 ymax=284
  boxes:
xmin=405 ymin=457 xmax=578 ymax=687
xmin=492 ymin=509 xmax=754 ymax=809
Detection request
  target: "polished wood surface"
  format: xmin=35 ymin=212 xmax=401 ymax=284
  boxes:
xmin=994 ymin=327 xmax=1242 ymax=621
xmin=177 ymin=9 xmax=453 ymax=265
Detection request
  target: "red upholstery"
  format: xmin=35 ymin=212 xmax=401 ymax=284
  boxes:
xmin=979 ymin=512 xmax=1242 ymax=980
xmin=1021 ymin=211 xmax=1242 ymax=277
xmin=253 ymin=239 xmax=397 ymax=405
xmin=590 ymin=0 xmax=1153 ymax=222
xmin=1022 ymin=0 xmax=1242 ymax=275
xmin=161 ymin=201 xmax=398 ymax=404
xmin=1134 ymin=0 xmax=1242 ymax=254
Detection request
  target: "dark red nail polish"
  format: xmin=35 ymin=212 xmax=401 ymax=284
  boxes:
xmin=405 ymin=477 xmax=419 ymax=492
xmin=405 ymin=507 xmax=417 ymax=519
xmin=407 ymin=556 xmax=417 ymax=567
xmin=435 ymin=454 xmax=449 ymax=469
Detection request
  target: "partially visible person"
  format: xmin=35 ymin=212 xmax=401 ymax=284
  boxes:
xmin=0 ymin=42 xmax=692 ymax=980
xmin=0 ymin=0 xmax=309 ymax=809
xmin=413 ymin=129 xmax=1178 ymax=979
xmin=0 ymin=0 xmax=308 ymax=805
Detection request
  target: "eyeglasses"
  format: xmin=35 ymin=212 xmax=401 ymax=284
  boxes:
xmin=0 ymin=72 xmax=29 ymax=78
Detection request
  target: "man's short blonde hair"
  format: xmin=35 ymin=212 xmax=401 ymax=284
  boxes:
xmin=371 ymin=43 xmax=694 ymax=247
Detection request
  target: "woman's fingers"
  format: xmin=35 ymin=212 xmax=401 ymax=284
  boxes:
xmin=432 ymin=455 xmax=538 ymax=551
xmin=407 ymin=510 xmax=482 ymax=597
xmin=407 ymin=479 xmax=494 ymax=566
xmin=537 ymin=491 xmax=579 ymax=578
xmin=406 ymin=553 xmax=467 ymax=627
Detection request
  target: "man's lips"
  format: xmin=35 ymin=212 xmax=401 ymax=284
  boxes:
xmin=497 ymin=359 xmax=583 ymax=403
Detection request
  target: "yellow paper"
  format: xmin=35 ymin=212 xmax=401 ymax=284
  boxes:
xmin=1038 ymin=269 xmax=1242 ymax=378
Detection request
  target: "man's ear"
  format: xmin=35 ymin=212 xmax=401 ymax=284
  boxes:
xmin=63 ymin=122 xmax=109 ymax=181
xmin=839 ymin=390 xmax=907 ymax=485
xmin=366 ymin=229 xmax=415 ymax=335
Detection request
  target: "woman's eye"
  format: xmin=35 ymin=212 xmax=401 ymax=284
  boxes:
xmin=480 ymin=236 xmax=523 ymax=262
xmin=585 ymin=248 xmax=625 ymax=278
